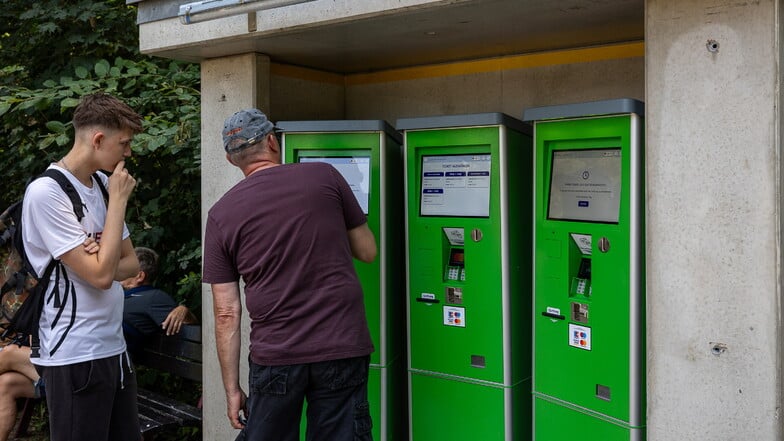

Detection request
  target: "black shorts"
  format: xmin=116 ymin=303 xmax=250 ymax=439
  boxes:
xmin=39 ymin=353 xmax=140 ymax=441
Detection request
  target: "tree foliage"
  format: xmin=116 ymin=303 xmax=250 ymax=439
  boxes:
xmin=0 ymin=0 xmax=140 ymax=87
xmin=0 ymin=1 xmax=202 ymax=310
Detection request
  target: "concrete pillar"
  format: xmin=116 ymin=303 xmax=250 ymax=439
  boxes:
xmin=200 ymin=52 xmax=270 ymax=441
xmin=646 ymin=0 xmax=781 ymax=439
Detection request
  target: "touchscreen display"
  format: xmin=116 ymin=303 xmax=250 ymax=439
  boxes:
xmin=299 ymin=156 xmax=371 ymax=214
xmin=547 ymin=149 xmax=621 ymax=223
xmin=420 ymin=154 xmax=491 ymax=217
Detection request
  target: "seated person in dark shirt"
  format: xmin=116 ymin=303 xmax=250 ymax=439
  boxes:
xmin=121 ymin=247 xmax=197 ymax=357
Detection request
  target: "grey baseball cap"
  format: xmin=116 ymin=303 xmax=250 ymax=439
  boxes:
xmin=222 ymin=108 xmax=275 ymax=153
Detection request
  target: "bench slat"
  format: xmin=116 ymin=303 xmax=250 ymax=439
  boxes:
xmin=144 ymin=337 xmax=202 ymax=362
xmin=136 ymin=325 xmax=203 ymax=436
xmin=138 ymin=388 xmax=201 ymax=422
xmin=138 ymin=351 xmax=202 ymax=382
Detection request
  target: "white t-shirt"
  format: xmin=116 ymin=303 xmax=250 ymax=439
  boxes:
xmin=21 ymin=164 xmax=130 ymax=366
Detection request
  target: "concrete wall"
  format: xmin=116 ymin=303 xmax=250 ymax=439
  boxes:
xmin=199 ymin=53 xmax=265 ymax=441
xmin=346 ymin=56 xmax=643 ymax=122
xmin=134 ymin=0 xmax=469 ymax=61
xmin=646 ymin=0 xmax=781 ymax=439
xmin=270 ymin=65 xmax=346 ymax=121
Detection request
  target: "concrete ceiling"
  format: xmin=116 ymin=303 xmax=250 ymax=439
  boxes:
xmin=149 ymin=0 xmax=644 ymax=74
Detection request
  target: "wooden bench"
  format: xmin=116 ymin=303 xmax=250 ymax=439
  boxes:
xmin=14 ymin=324 xmax=203 ymax=440
xmin=136 ymin=324 xmax=203 ymax=440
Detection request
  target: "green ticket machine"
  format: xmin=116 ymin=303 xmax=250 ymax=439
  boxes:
xmin=397 ymin=113 xmax=532 ymax=441
xmin=523 ymin=99 xmax=645 ymax=441
xmin=279 ymin=120 xmax=405 ymax=441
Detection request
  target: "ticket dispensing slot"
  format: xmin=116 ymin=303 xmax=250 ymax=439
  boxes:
xmin=569 ymin=233 xmax=591 ymax=324
xmin=442 ymin=227 xmax=466 ymax=282
xmin=415 ymin=227 xmax=466 ymax=305
xmin=569 ymin=233 xmax=592 ymax=297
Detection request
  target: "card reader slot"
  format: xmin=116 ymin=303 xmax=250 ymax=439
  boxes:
xmin=541 ymin=311 xmax=565 ymax=320
xmin=416 ymin=297 xmax=440 ymax=304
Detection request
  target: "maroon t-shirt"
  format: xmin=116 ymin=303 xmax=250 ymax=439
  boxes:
xmin=203 ymin=162 xmax=374 ymax=365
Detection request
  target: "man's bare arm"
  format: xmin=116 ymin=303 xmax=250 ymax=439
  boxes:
xmin=347 ymin=223 xmax=377 ymax=263
xmin=212 ymin=282 xmax=246 ymax=429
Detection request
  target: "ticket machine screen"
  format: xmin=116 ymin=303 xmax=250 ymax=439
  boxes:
xmin=547 ymin=149 xmax=621 ymax=223
xmin=300 ymin=156 xmax=371 ymax=214
xmin=420 ymin=154 xmax=492 ymax=217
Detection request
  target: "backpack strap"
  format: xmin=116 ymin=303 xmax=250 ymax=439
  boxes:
xmin=0 ymin=168 xmax=110 ymax=349
xmin=39 ymin=169 xmax=111 ymax=223
xmin=91 ymin=171 xmax=109 ymax=204
xmin=40 ymin=169 xmax=86 ymax=222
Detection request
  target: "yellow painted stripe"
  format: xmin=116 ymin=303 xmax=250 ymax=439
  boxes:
xmin=270 ymin=63 xmax=345 ymax=86
xmin=347 ymin=41 xmax=644 ymax=86
xmin=271 ymin=41 xmax=644 ymax=86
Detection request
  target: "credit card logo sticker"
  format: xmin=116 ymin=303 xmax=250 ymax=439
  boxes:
xmin=443 ymin=306 xmax=466 ymax=327
xmin=568 ymin=324 xmax=591 ymax=350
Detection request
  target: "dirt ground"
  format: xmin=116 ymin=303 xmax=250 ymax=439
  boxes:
xmin=10 ymin=403 xmax=47 ymax=441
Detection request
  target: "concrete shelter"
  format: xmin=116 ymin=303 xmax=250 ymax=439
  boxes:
xmin=129 ymin=1 xmax=783 ymax=439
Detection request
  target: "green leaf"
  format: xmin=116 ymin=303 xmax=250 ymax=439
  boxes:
xmin=17 ymin=99 xmax=38 ymax=110
xmin=38 ymin=22 xmax=59 ymax=34
xmin=46 ymin=120 xmax=66 ymax=133
xmin=60 ymin=97 xmax=81 ymax=110
xmin=95 ymin=59 xmax=110 ymax=78
xmin=55 ymin=133 xmax=71 ymax=146
xmin=75 ymin=66 xmax=89 ymax=79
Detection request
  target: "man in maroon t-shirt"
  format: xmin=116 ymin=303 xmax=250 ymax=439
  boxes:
xmin=203 ymin=108 xmax=377 ymax=441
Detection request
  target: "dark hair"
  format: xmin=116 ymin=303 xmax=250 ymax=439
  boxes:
xmin=135 ymin=247 xmax=159 ymax=284
xmin=72 ymin=92 xmax=143 ymax=134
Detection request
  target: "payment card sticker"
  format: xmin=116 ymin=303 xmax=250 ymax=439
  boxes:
xmin=568 ymin=323 xmax=591 ymax=350
xmin=443 ymin=306 xmax=466 ymax=327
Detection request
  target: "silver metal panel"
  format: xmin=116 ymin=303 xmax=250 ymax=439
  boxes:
xmin=499 ymin=125 xmax=513 ymax=389
xmin=397 ymin=113 xmax=531 ymax=136
xmin=377 ymin=365 xmax=389 ymax=441
xmin=504 ymin=386 xmax=513 ymax=441
xmin=530 ymin=120 xmax=538 ymax=392
xmin=628 ymin=113 xmax=644 ymax=427
xmin=523 ymin=98 xmax=645 ymax=122
xmin=402 ymin=132 xmax=415 ymax=441
xmin=378 ymin=131 xmax=388 ymax=367
xmin=277 ymin=120 xmax=402 ymax=144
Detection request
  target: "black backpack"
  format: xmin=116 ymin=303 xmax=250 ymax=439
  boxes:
xmin=0 ymin=169 xmax=108 ymax=356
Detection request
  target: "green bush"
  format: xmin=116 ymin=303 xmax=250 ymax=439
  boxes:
xmin=1 ymin=2 xmax=203 ymax=438
xmin=0 ymin=0 xmax=202 ymax=307
xmin=0 ymin=57 xmax=202 ymax=308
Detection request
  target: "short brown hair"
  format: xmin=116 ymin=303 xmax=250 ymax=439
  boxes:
xmin=134 ymin=247 xmax=159 ymax=284
xmin=72 ymin=92 xmax=142 ymax=134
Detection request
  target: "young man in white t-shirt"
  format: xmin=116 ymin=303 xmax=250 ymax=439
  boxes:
xmin=21 ymin=92 xmax=142 ymax=441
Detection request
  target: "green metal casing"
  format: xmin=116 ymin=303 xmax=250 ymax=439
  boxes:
xmin=280 ymin=120 xmax=406 ymax=441
xmin=398 ymin=114 xmax=532 ymax=441
xmin=524 ymin=99 xmax=645 ymax=441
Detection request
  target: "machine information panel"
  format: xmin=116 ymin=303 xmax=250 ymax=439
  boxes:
xmin=420 ymin=154 xmax=491 ymax=217
xmin=547 ymin=149 xmax=621 ymax=223
xmin=300 ymin=156 xmax=371 ymax=214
